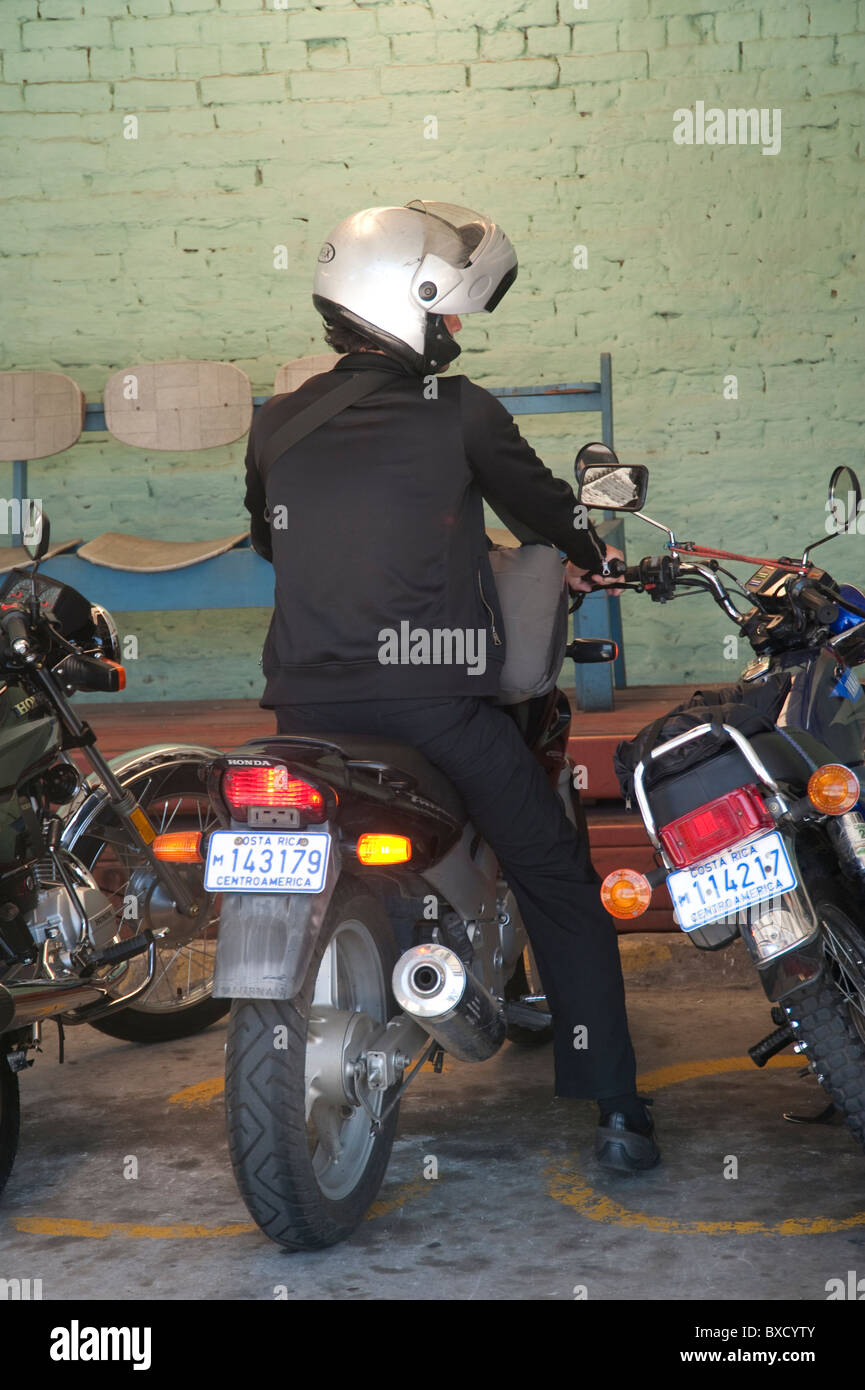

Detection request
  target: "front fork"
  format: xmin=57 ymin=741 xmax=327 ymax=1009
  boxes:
xmin=36 ymin=665 xmax=200 ymax=920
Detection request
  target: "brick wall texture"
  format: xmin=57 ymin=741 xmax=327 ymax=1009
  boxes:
xmin=1 ymin=0 xmax=863 ymax=700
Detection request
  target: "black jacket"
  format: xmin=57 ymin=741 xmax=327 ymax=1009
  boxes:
xmin=243 ymin=352 xmax=608 ymax=705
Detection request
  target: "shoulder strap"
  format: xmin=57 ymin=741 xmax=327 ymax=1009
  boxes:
xmin=257 ymin=369 xmax=396 ymax=484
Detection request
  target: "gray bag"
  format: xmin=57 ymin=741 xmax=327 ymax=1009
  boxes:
xmin=487 ymin=542 xmax=569 ymax=705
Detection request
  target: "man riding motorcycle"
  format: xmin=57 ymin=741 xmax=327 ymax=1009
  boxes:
xmin=242 ymin=199 xmax=659 ymax=1171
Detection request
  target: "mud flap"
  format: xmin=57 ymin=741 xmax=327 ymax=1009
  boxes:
xmin=212 ymin=842 xmax=341 ymax=1000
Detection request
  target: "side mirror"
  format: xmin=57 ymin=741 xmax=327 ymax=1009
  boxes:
xmin=827 ymin=465 xmax=862 ymax=536
xmin=574 ymin=444 xmax=649 ymax=512
xmin=24 ymin=507 xmax=50 ymax=562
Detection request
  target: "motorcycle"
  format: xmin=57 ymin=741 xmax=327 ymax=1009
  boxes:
xmin=150 ymin=553 xmax=619 ymax=1250
xmin=576 ymin=445 xmax=865 ymax=1155
xmin=0 ymin=515 xmax=225 ymax=1198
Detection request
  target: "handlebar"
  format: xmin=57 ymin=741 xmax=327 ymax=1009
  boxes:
xmin=578 ymin=554 xmax=859 ymax=636
xmin=0 ymin=606 xmax=31 ymax=655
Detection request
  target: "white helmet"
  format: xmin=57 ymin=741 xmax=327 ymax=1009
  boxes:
xmin=312 ymin=199 xmax=518 ymax=375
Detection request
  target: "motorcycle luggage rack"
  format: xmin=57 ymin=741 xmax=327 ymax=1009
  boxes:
xmin=633 ymin=721 xmax=786 ymax=851
xmin=246 ymin=737 xmax=420 ymax=793
xmin=343 ymin=759 xmax=417 ymax=793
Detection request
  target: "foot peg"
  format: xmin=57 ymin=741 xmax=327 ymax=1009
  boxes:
xmin=83 ymin=930 xmax=154 ymax=974
xmin=504 ymin=1000 xmax=552 ymax=1031
xmin=748 ymin=1022 xmax=794 ymax=1067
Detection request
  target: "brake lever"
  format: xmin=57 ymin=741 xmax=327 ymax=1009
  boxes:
xmin=568 ymin=581 xmax=642 ymax=614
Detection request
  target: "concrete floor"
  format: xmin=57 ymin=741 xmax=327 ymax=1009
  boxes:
xmin=2 ymin=941 xmax=865 ymax=1302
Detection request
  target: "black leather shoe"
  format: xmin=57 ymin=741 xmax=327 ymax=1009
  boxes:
xmin=595 ymin=1098 xmax=661 ymax=1172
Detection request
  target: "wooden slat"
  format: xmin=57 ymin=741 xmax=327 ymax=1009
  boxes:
xmin=0 ymin=371 xmax=84 ymax=461
xmin=0 ymin=538 xmax=82 ymax=574
xmin=104 ymin=362 xmax=252 ymax=450
xmin=77 ymin=531 xmax=248 ymax=573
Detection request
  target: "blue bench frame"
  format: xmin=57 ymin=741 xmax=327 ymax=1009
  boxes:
xmin=12 ymin=353 xmax=624 ymax=710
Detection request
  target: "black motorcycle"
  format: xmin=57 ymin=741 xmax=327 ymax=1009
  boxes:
xmin=151 ymin=564 xmax=616 ymax=1249
xmin=0 ymin=517 xmax=225 ymax=1197
xmin=576 ymin=447 xmax=865 ymax=1153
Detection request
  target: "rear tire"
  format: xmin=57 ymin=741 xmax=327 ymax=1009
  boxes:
xmin=784 ymin=897 xmax=865 ymax=1151
xmin=225 ymin=879 xmax=400 ymax=1250
xmin=0 ymin=1048 xmax=20 ymax=1199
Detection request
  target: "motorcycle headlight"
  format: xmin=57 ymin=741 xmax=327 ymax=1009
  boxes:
xmin=88 ymin=604 xmax=121 ymax=663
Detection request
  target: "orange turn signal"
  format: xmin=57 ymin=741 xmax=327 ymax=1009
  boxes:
xmin=104 ymin=659 xmax=126 ymax=691
xmin=152 ymin=831 xmax=204 ymax=863
xmin=356 ymin=833 xmax=412 ymax=865
xmin=807 ymin=764 xmax=860 ymax=815
xmin=601 ymin=868 xmax=652 ymax=919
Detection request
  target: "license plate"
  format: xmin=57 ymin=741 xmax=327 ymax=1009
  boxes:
xmin=667 ymin=830 xmax=796 ymax=932
xmin=204 ymin=831 xmax=330 ymax=893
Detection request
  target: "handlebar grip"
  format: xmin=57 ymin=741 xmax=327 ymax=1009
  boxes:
xmin=1 ymin=607 xmax=31 ymax=651
xmin=604 ymin=557 xmax=628 ymax=578
xmin=792 ymin=582 xmax=838 ymax=626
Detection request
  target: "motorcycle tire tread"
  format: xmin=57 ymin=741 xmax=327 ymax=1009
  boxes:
xmin=224 ymin=878 xmax=400 ymax=1251
xmin=784 ymin=978 xmax=865 ymax=1148
xmin=783 ymin=889 xmax=865 ymax=1151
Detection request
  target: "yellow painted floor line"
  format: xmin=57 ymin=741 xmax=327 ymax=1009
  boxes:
xmin=544 ymin=1161 xmax=865 ymax=1237
xmin=14 ymin=1055 xmax=853 ymax=1243
xmin=636 ymin=1053 xmax=802 ymax=1092
xmin=12 ymin=1176 xmax=429 ymax=1241
xmin=547 ymin=1053 xmax=864 ymax=1237
xmin=14 ymin=1217 xmax=256 ymax=1239
xmin=168 ymin=1076 xmax=225 ymax=1108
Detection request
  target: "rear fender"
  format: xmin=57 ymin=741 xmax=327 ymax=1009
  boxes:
xmin=212 ymin=836 xmax=342 ymax=1000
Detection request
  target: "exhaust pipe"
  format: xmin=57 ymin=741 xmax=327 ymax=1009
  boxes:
xmin=392 ymin=943 xmax=506 ymax=1062
xmin=0 ymin=980 xmax=106 ymax=1034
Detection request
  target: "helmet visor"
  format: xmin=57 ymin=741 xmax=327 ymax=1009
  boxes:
xmin=405 ymin=199 xmax=489 ymax=266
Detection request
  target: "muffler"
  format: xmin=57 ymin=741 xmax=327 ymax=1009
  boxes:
xmin=0 ymin=980 xmax=106 ymax=1034
xmin=391 ymin=943 xmax=506 ymax=1062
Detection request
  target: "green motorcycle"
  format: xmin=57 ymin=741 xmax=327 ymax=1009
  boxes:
xmin=0 ymin=516 xmax=225 ymax=1197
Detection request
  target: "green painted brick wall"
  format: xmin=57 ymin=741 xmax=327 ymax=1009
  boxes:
xmin=1 ymin=0 xmax=863 ymax=702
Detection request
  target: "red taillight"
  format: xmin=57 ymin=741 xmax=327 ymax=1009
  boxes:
xmin=659 ymin=783 xmax=774 ymax=868
xmin=222 ymin=766 xmax=326 ymax=822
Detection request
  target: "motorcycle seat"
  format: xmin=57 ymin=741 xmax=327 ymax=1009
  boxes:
xmin=240 ymin=734 xmax=468 ymax=826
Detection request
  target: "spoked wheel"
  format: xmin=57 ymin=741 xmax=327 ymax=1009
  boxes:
xmin=0 ymin=1046 xmax=20 ymax=1200
xmin=64 ymin=757 xmax=228 ymax=1043
xmin=821 ymin=907 xmax=865 ymax=1045
xmin=784 ymin=896 xmax=865 ymax=1151
xmin=226 ymin=879 xmax=400 ymax=1250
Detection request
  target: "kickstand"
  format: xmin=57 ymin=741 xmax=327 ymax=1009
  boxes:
xmin=54 ymin=1017 xmax=65 ymax=1064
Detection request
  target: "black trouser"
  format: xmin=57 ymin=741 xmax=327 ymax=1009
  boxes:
xmin=274 ymin=695 xmax=637 ymax=1101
